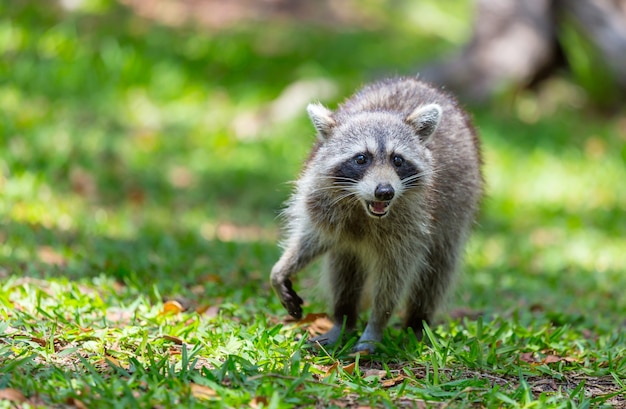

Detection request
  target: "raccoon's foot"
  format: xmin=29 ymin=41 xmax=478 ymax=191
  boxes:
xmin=352 ymin=324 xmax=383 ymax=353
xmin=352 ymin=340 xmax=378 ymax=354
xmin=308 ymin=324 xmax=343 ymax=347
xmin=273 ymin=278 xmax=303 ymax=320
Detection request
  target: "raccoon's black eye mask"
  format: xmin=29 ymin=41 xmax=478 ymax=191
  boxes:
xmin=393 ymin=156 xmax=420 ymax=181
xmin=331 ymin=153 xmax=372 ymax=182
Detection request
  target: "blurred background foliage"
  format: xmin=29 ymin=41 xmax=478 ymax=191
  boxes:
xmin=0 ymin=0 xmax=625 ymax=328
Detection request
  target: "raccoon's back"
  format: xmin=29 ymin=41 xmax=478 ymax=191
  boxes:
xmin=336 ymin=77 xmax=449 ymax=117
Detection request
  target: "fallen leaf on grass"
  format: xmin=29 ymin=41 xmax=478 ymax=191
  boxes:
xmin=349 ymin=348 xmax=370 ymax=357
xmin=543 ymin=355 xmax=562 ymax=364
xmin=66 ymin=397 xmax=88 ymax=409
xmin=199 ymin=274 xmax=222 ymax=284
xmin=342 ymin=362 xmax=356 ymax=375
xmin=190 ymin=383 xmax=218 ymax=400
xmin=323 ymin=361 xmax=340 ymax=377
xmin=298 ymin=312 xmax=330 ymax=325
xmin=161 ymin=300 xmax=185 ymax=315
xmin=249 ymin=396 xmax=269 ymax=408
xmin=0 ymin=388 xmax=26 ymax=403
xmin=544 ymin=354 xmax=579 ymax=364
xmin=322 ymin=361 xmax=357 ymax=378
xmin=381 ymin=375 xmax=405 ymax=388
xmin=519 ymin=352 xmax=579 ymax=365
xmin=362 ymin=369 xmax=387 ymax=379
xmin=23 ymin=335 xmax=47 ymax=348
xmin=519 ymin=352 xmax=535 ymax=363
xmin=102 ymin=355 xmax=129 ymax=369
xmin=296 ymin=312 xmax=334 ymax=337
xmin=160 ymin=335 xmax=184 ymax=345
xmin=196 ymin=304 xmax=220 ymax=318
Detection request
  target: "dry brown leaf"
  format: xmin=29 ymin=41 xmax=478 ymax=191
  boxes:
xmin=519 ymin=352 xmax=536 ymax=363
xmin=299 ymin=313 xmax=334 ymax=337
xmin=190 ymin=383 xmax=218 ymax=400
xmin=162 ymin=300 xmax=185 ymax=315
xmin=324 ymin=361 xmax=340 ymax=377
xmin=161 ymin=335 xmax=184 ymax=345
xmin=66 ymin=397 xmax=88 ymax=409
xmin=200 ymin=274 xmax=222 ymax=284
xmin=362 ymin=369 xmax=387 ymax=379
xmin=196 ymin=305 xmax=220 ymax=318
xmin=298 ymin=312 xmax=330 ymax=324
xmin=249 ymin=396 xmax=269 ymax=408
xmin=342 ymin=362 xmax=356 ymax=375
xmin=0 ymin=388 xmax=27 ymax=403
xmin=520 ymin=351 xmax=578 ymax=365
xmin=543 ymin=354 xmax=562 ymax=364
xmin=104 ymin=355 xmax=121 ymax=367
xmin=350 ymin=348 xmax=370 ymax=357
xmin=541 ymin=349 xmax=579 ymax=364
xmin=25 ymin=336 xmax=47 ymax=347
xmin=381 ymin=375 xmax=405 ymax=388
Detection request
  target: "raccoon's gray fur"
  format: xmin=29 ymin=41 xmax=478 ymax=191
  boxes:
xmin=270 ymin=77 xmax=483 ymax=353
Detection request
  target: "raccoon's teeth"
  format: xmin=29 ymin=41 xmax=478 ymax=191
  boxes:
xmin=368 ymin=201 xmax=390 ymax=216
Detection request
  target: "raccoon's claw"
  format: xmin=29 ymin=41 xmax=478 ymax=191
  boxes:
xmin=280 ymin=279 xmax=303 ymax=320
xmin=352 ymin=340 xmax=377 ymax=354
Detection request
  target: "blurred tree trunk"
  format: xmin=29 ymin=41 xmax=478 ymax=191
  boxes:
xmin=421 ymin=0 xmax=626 ymax=104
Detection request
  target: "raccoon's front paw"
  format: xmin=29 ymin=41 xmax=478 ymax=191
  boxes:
xmin=277 ymin=278 xmax=303 ymax=320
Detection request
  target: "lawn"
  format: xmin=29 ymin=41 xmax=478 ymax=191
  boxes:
xmin=1 ymin=0 xmax=625 ymax=407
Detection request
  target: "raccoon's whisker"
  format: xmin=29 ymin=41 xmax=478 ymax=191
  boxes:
xmin=310 ymin=184 xmax=354 ymax=194
xmin=329 ymin=191 xmax=358 ymax=207
xmin=402 ymin=167 xmax=445 ymax=186
xmin=316 ymin=176 xmax=360 ymax=184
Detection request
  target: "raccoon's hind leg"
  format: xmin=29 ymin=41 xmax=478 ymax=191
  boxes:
xmin=353 ymin=262 xmax=408 ymax=353
xmin=309 ymin=250 xmax=364 ymax=347
xmin=404 ymin=246 xmax=458 ymax=337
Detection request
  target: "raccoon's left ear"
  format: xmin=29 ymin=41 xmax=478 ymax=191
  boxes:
xmin=406 ymin=103 xmax=442 ymax=143
xmin=307 ymin=103 xmax=335 ymax=141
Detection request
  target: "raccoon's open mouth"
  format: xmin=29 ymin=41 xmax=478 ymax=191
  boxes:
xmin=366 ymin=201 xmax=390 ymax=218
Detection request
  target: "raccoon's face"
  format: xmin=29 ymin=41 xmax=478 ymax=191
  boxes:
xmin=307 ymin=105 xmax=442 ymax=219
xmin=333 ymin=149 xmax=417 ymax=218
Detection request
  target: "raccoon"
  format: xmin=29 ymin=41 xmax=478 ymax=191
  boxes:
xmin=270 ymin=77 xmax=483 ymax=353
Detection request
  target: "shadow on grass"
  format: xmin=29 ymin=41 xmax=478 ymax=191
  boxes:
xmin=1 ymin=219 xmax=279 ymax=300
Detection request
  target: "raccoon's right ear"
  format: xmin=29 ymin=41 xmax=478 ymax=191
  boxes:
xmin=406 ymin=103 xmax=442 ymax=143
xmin=307 ymin=102 xmax=335 ymax=141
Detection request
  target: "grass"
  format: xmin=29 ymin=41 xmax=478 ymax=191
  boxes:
xmin=1 ymin=0 xmax=625 ymax=407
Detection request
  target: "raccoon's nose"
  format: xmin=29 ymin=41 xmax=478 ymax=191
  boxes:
xmin=374 ymin=183 xmax=395 ymax=201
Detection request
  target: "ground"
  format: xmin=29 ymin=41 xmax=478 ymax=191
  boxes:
xmin=0 ymin=0 xmax=625 ymax=407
